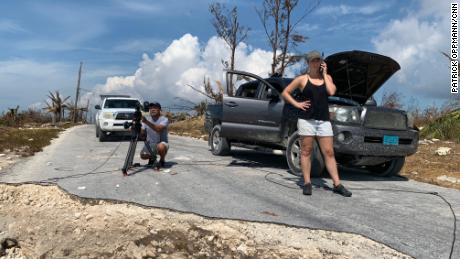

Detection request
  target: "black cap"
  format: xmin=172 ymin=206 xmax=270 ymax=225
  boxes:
xmin=148 ymin=102 xmax=161 ymax=110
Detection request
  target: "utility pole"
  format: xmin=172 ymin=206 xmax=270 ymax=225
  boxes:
xmin=73 ymin=62 xmax=83 ymax=123
xmin=84 ymin=98 xmax=90 ymax=123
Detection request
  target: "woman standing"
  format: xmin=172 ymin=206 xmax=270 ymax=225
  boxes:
xmin=282 ymin=50 xmax=352 ymax=197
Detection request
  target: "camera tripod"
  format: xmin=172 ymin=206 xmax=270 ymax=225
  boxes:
xmin=121 ymin=107 xmax=155 ymax=176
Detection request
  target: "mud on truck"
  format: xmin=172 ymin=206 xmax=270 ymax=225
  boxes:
xmin=205 ymin=50 xmax=419 ymax=177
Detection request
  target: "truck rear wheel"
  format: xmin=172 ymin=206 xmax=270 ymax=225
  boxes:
xmin=368 ymin=157 xmax=405 ymax=177
xmin=210 ymin=125 xmax=230 ymax=155
xmin=286 ymin=131 xmax=325 ymax=177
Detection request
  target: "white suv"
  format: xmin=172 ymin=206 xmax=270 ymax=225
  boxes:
xmin=94 ymin=96 xmax=141 ymax=142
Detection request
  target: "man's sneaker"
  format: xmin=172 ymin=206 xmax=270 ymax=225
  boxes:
xmin=333 ymin=184 xmax=352 ymax=197
xmin=159 ymin=160 xmax=165 ymax=168
xmin=147 ymin=158 xmax=156 ymax=167
xmin=303 ymin=183 xmax=312 ymax=195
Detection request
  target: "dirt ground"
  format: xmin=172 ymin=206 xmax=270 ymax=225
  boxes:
xmin=0 ymin=184 xmax=410 ymax=259
xmin=401 ymin=139 xmax=460 ymax=190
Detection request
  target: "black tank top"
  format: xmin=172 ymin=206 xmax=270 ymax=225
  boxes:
xmin=298 ymin=79 xmax=330 ymax=121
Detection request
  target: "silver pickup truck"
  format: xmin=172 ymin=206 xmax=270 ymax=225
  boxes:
xmin=205 ymin=50 xmax=419 ymax=177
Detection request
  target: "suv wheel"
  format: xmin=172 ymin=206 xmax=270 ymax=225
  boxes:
xmin=210 ymin=125 xmax=230 ymax=155
xmin=98 ymin=128 xmax=107 ymax=142
xmin=368 ymin=157 xmax=405 ymax=177
xmin=96 ymin=125 xmax=100 ymax=137
xmin=286 ymin=131 xmax=325 ymax=177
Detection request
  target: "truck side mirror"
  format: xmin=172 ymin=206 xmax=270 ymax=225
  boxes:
xmin=95 ymin=105 xmax=101 ymax=110
xmin=365 ymin=97 xmax=377 ymax=106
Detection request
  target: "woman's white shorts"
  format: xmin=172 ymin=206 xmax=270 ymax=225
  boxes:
xmin=297 ymin=119 xmax=333 ymax=137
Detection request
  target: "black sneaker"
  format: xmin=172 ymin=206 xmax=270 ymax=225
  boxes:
xmin=147 ymin=158 xmax=156 ymax=166
xmin=159 ymin=160 xmax=165 ymax=168
xmin=303 ymin=183 xmax=312 ymax=195
xmin=333 ymin=184 xmax=352 ymax=197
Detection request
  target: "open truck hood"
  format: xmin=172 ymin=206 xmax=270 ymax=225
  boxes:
xmin=325 ymin=50 xmax=400 ymax=104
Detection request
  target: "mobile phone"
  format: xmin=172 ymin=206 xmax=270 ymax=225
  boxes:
xmin=319 ymin=52 xmax=325 ymax=73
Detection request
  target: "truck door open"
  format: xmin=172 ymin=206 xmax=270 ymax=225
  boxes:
xmin=222 ymin=71 xmax=283 ymax=143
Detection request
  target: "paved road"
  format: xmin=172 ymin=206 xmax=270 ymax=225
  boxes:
xmin=1 ymin=125 xmax=459 ymax=259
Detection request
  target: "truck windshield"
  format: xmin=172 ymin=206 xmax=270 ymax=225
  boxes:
xmin=104 ymin=100 xmax=140 ymax=109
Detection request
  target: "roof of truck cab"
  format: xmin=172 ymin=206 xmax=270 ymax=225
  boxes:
xmin=104 ymin=97 xmax=139 ymax=100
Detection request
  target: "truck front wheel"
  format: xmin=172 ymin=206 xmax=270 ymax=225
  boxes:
xmin=98 ymin=127 xmax=107 ymax=142
xmin=210 ymin=125 xmax=230 ymax=155
xmin=368 ymin=157 xmax=405 ymax=177
xmin=286 ymin=131 xmax=325 ymax=177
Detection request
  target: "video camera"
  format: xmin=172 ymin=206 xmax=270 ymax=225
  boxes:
xmin=123 ymin=101 xmax=150 ymax=131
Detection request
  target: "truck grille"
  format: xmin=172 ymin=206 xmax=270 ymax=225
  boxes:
xmin=115 ymin=112 xmax=133 ymax=120
xmin=364 ymin=110 xmax=407 ymax=130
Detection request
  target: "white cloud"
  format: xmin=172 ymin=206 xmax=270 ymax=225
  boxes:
xmin=84 ymin=34 xmax=282 ymax=110
xmin=0 ymin=59 xmax=75 ymax=111
xmin=297 ymin=23 xmax=320 ymax=33
xmin=0 ymin=59 xmax=68 ymax=78
xmin=14 ymin=39 xmax=76 ymax=51
xmin=113 ymin=38 xmax=165 ymax=53
xmin=372 ymin=0 xmax=450 ymax=99
xmin=315 ymin=3 xmax=386 ymax=16
xmin=115 ymin=0 xmax=163 ymax=13
xmin=0 ymin=19 xmax=27 ymax=33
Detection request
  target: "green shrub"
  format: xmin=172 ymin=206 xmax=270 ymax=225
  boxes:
xmin=420 ymin=110 xmax=460 ymax=142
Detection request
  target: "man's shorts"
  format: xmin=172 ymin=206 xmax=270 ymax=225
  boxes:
xmin=297 ymin=119 xmax=333 ymax=137
xmin=140 ymin=141 xmax=169 ymax=156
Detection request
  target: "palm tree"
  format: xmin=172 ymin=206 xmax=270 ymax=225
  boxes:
xmin=65 ymin=101 xmax=88 ymax=123
xmin=43 ymin=100 xmax=58 ymax=125
xmin=43 ymin=91 xmax=70 ymax=123
xmin=193 ymin=101 xmax=207 ymax=117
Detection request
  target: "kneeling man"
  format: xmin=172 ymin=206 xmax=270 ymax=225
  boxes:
xmin=140 ymin=102 xmax=169 ymax=170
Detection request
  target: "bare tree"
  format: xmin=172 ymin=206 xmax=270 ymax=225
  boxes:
xmin=209 ymin=2 xmax=249 ymax=96
xmin=380 ymin=91 xmax=403 ymax=110
xmin=185 ymin=77 xmax=224 ymax=104
xmin=257 ymin=0 xmax=321 ymax=76
xmin=203 ymin=77 xmax=224 ymax=103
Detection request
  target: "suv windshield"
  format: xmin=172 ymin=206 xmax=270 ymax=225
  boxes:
xmin=104 ymin=99 xmax=140 ymax=109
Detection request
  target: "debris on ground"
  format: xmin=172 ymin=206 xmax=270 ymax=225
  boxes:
xmin=437 ymin=175 xmax=460 ymax=184
xmin=0 ymin=184 xmax=410 ymax=259
xmin=434 ymin=147 xmax=452 ymax=156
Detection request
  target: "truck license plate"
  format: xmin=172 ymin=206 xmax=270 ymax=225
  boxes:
xmin=383 ymin=135 xmax=399 ymax=145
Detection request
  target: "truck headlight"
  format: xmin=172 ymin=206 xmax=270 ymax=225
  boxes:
xmin=102 ymin=112 xmax=114 ymax=119
xmin=329 ymin=106 xmax=361 ymax=123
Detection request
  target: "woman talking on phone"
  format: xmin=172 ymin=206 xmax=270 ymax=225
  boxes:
xmin=281 ymin=50 xmax=352 ymax=197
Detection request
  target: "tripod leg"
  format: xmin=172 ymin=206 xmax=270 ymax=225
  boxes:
xmin=127 ymin=140 xmax=137 ymax=169
xmin=143 ymin=141 xmax=157 ymax=158
xmin=122 ymin=137 xmax=138 ymax=176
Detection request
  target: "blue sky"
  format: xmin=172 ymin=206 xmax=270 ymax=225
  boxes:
xmin=0 ymin=0 xmax=454 ymax=113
